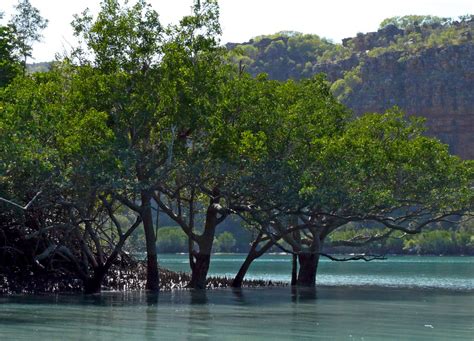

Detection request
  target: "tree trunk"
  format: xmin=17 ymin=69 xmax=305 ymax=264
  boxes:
xmin=232 ymin=252 xmax=255 ymax=288
xmin=83 ymin=267 xmax=106 ymax=294
xmin=232 ymin=233 xmax=274 ymax=288
xmin=291 ymin=254 xmax=298 ymax=286
xmin=188 ymin=236 xmax=195 ymax=272
xmin=187 ymin=198 xmax=219 ymax=289
xmin=296 ymin=252 xmax=320 ymax=287
xmin=141 ymin=192 xmax=159 ymax=291
xmin=291 ymin=221 xmax=301 ymax=286
xmin=188 ymin=253 xmax=211 ymax=289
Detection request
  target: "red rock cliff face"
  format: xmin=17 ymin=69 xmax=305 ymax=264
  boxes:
xmin=228 ymin=20 xmax=473 ymax=159
xmin=337 ymin=44 xmax=473 ymax=159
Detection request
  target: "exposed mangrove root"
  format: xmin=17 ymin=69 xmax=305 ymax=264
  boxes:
xmin=1 ymin=261 xmax=287 ymax=295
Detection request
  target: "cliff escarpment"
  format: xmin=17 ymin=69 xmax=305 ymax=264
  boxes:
xmin=228 ymin=16 xmax=474 ymax=158
xmin=327 ymin=44 xmax=474 ymax=158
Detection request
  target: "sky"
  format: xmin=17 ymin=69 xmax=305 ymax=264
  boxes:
xmin=1 ymin=0 xmax=473 ymax=62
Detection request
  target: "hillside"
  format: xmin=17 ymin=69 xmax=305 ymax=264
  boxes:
xmin=227 ymin=15 xmax=474 ymax=159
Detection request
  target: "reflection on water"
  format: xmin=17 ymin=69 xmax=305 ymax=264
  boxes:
xmin=1 ymin=287 xmax=473 ymax=340
xmin=290 ymin=286 xmax=318 ymax=302
xmin=1 ymin=256 xmax=473 ymax=340
xmin=187 ymin=291 xmax=211 ymax=341
xmin=145 ymin=293 xmax=158 ymax=340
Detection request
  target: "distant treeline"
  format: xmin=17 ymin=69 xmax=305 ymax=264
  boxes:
xmin=127 ymin=223 xmax=474 ymax=256
xmin=226 ymin=15 xmax=474 ymax=85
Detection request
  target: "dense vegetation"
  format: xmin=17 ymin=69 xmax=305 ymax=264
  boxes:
xmin=227 ymin=31 xmax=351 ymax=80
xmin=325 ymin=221 xmax=474 ymax=255
xmin=155 ymin=227 xmax=237 ymax=253
xmin=141 ymin=223 xmax=474 ymax=256
xmin=1 ymin=1 xmax=473 ymax=294
xmin=227 ymin=15 xmax=474 ymax=98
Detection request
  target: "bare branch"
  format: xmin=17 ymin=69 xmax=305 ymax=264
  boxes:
xmin=319 ymin=253 xmax=386 ymax=262
xmin=24 ymin=223 xmax=76 ymax=240
xmin=112 ymin=192 xmax=142 ymax=213
xmin=329 ymin=230 xmax=393 ymax=247
xmin=100 ymin=195 xmax=123 ymax=238
xmin=0 ymin=191 xmax=42 ymax=211
xmin=152 ymin=192 xmax=196 ymax=240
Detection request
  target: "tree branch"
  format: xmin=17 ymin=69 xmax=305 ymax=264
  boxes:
xmin=0 ymin=191 xmax=42 ymax=211
xmin=319 ymin=253 xmax=386 ymax=262
xmin=329 ymin=230 xmax=393 ymax=247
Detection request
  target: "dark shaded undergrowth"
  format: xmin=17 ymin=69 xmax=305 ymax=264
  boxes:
xmin=0 ymin=261 xmax=286 ymax=295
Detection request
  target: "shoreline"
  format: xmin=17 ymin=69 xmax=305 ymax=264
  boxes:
xmin=0 ymin=263 xmax=288 ymax=296
xmin=2 ymin=255 xmax=472 ymax=296
xmin=3 ymin=282 xmax=472 ymax=298
xmin=165 ymin=252 xmax=474 ymax=257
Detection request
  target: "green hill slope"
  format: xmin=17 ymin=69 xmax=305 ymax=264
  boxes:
xmin=227 ymin=15 xmax=474 ymax=159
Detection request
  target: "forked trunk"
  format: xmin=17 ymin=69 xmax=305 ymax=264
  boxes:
xmin=188 ymin=197 xmax=220 ymax=289
xmin=188 ymin=253 xmax=211 ymax=289
xmin=232 ymin=234 xmax=274 ymax=288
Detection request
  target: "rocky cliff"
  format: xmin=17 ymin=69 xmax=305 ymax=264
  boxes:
xmin=325 ymin=44 xmax=474 ymax=159
xmin=228 ymin=16 xmax=474 ymax=159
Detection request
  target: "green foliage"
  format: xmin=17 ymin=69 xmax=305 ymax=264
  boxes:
xmin=326 ymin=224 xmax=474 ymax=255
xmin=379 ymin=15 xmax=451 ymax=30
xmin=227 ymin=15 xmax=472 ymax=104
xmin=238 ymin=130 xmax=268 ymax=161
xmin=0 ymin=25 xmax=20 ymax=87
xmin=319 ymin=44 xmax=352 ymax=63
xmin=9 ymin=0 xmax=48 ymax=64
xmin=1 ymin=1 xmax=472 ymax=294
xmin=156 ymin=226 xmax=187 ymax=253
xmin=0 ymin=69 xmax=65 ymax=195
xmin=330 ymin=65 xmax=362 ymax=101
xmin=72 ymin=0 xmax=162 ymax=72
xmin=404 ymin=230 xmax=455 ymax=254
xmin=214 ymin=232 xmax=236 ymax=253
xmin=368 ymin=16 xmax=473 ymax=58
xmin=0 ymin=0 xmax=48 ymax=85
xmin=227 ymin=32 xmax=350 ymax=80
xmin=300 ymin=108 xmax=473 ymax=214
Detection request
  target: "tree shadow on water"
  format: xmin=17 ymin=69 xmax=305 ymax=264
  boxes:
xmin=291 ymin=286 xmax=318 ymax=303
xmin=145 ymin=293 xmax=160 ymax=339
xmin=187 ymin=290 xmax=212 ymax=341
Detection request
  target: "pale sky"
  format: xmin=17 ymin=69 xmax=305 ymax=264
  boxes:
xmin=1 ymin=0 xmax=473 ymax=62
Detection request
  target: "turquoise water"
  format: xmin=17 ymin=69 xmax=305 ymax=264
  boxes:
xmin=159 ymin=254 xmax=474 ymax=290
xmin=0 ymin=287 xmax=473 ymax=340
xmin=0 ymin=256 xmax=473 ymax=340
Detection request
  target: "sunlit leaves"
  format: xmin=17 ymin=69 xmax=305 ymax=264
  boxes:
xmin=72 ymin=0 xmax=162 ymax=72
xmin=9 ymin=0 xmax=48 ymax=64
xmin=299 ymin=109 xmax=473 ymax=215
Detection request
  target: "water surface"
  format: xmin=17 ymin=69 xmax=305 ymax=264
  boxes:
xmin=1 ymin=255 xmax=472 ymax=340
xmin=1 ymin=287 xmax=473 ymax=340
xmin=160 ymin=254 xmax=474 ymax=290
